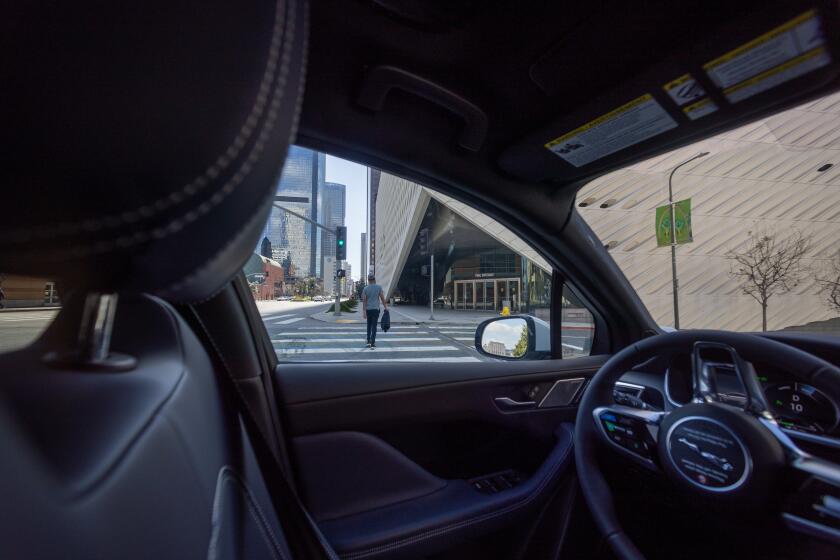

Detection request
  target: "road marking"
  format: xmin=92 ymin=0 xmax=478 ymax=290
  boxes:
xmin=272 ymin=331 xmax=431 ymax=336
xmin=276 ymin=345 xmax=460 ymax=354
xmin=274 ymin=317 xmax=305 ymax=325
xmin=269 ymin=314 xmax=297 ymax=322
xmin=274 ymin=337 xmax=441 ymax=343
xmin=437 ymin=330 xmax=475 ymax=333
xmin=308 ymin=357 xmax=483 ymax=363
xmin=0 ymin=315 xmax=58 ymax=322
xmin=454 ymin=337 xmax=475 ymax=341
xmin=295 ymin=326 xmax=419 ymax=330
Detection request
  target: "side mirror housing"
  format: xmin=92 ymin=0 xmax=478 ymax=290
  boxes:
xmin=474 ymin=315 xmax=551 ymax=360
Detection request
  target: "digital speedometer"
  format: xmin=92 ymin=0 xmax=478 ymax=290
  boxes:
xmin=765 ymin=382 xmax=838 ymax=433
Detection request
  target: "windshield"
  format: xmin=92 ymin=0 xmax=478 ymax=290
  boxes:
xmin=577 ymin=91 xmax=840 ymax=335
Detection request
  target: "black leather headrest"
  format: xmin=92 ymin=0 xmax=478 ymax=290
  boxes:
xmin=1 ymin=1 xmax=307 ymax=302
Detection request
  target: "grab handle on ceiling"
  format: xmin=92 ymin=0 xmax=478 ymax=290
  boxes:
xmin=356 ymin=65 xmax=488 ymax=152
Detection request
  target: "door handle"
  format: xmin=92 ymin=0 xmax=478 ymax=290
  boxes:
xmin=494 ymin=397 xmax=537 ymax=411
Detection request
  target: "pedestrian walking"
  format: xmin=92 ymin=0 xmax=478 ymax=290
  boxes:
xmin=362 ymin=274 xmax=388 ymax=348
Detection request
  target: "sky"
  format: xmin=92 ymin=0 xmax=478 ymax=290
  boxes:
xmin=482 ymin=319 xmax=528 ymax=352
xmin=325 ymin=154 xmax=369 ymax=281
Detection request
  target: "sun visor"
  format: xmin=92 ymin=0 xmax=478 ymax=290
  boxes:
xmin=500 ymin=3 xmax=840 ymax=184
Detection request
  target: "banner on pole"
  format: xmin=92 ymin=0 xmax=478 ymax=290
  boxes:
xmin=656 ymin=199 xmax=693 ymax=246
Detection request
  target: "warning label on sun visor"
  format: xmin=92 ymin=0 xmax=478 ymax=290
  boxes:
xmin=703 ymin=10 xmax=830 ymax=103
xmin=683 ymin=98 xmax=719 ymax=121
xmin=663 ymin=74 xmax=706 ymax=106
xmin=544 ymin=94 xmax=677 ymax=167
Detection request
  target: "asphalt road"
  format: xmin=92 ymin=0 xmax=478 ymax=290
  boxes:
xmin=0 ymin=309 xmax=60 ymax=354
xmin=259 ymin=301 xmax=490 ymax=362
xmin=0 ymin=302 xmax=588 ymax=362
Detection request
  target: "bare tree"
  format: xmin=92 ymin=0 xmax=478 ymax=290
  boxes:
xmin=728 ymin=230 xmax=812 ymax=331
xmin=816 ymin=250 xmax=840 ymax=315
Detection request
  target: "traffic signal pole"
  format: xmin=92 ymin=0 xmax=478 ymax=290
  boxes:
xmin=272 ymin=204 xmax=347 ymax=315
xmin=334 ymin=259 xmax=341 ymax=316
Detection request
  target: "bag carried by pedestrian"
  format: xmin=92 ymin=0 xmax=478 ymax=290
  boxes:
xmin=380 ymin=309 xmax=391 ymax=332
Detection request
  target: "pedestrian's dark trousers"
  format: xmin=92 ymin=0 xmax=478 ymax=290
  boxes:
xmin=366 ymin=308 xmax=380 ymax=344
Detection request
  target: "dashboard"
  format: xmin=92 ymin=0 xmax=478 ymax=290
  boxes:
xmin=665 ymin=353 xmax=840 ymax=435
xmin=617 ymin=332 xmax=840 ymax=443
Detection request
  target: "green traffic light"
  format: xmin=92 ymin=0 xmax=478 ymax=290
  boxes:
xmin=338 ymin=240 xmax=344 ymax=246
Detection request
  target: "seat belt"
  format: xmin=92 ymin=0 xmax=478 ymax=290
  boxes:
xmin=185 ymin=306 xmax=339 ymax=560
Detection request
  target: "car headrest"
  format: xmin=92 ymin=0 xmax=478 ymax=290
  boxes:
xmin=1 ymin=0 xmax=308 ymax=302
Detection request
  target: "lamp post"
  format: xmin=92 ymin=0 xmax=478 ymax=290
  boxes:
xmin=667 ymin=151 xmax=709 ymax=330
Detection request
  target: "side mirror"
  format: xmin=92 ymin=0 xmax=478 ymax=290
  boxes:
xmin=474 ymin=315 xmax=551 ymax=360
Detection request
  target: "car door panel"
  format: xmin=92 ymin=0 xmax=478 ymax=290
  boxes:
xmin=275 ymin=357 xmax=607 ymax=559
xmin=277 ymin=357 xmax=607 ymax=435
xmin=298 ymin=426 xmax=573 ymax=560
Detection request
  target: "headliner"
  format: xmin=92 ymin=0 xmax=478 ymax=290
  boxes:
xmin=300 ymin=0 xmax=840 ymax=203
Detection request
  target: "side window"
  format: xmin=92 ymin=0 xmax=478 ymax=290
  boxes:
xmin=247 ymin=146 xmax=580 ymax=363
xmin=561 ymin=285 xmax=595 ymax=358
xmin=0 ymin=274 xmax=61 ymax=354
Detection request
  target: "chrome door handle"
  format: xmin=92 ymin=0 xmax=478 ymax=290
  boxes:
xmin=494 ymin=397 xmax=537 ymax=411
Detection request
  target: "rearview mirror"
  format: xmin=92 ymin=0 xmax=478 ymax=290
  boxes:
xmin=474 ymin=315 xmax=550 ymax=360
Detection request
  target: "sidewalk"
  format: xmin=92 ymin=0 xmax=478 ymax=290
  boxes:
xmin=310 ymin=304 xmax=498 ymax=325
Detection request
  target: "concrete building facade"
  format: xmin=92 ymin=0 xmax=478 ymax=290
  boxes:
xmin=576 ymin=91 xmax=840 ymax=331
xmin=369 ymin=169 xmax=381 ymax=275
xmin=373 ymin=173 xmax=552 ymax=319
xmin=360 ymin=232 xmax=368 ymax=280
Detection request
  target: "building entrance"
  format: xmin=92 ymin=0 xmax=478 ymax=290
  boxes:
xmin=454 ymin=278 xmax=520 ymax=311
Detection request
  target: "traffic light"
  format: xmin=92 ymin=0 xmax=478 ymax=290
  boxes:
xmin=418 ymin=228 xmax=430 ymax=256
xmin=337 ymin=269 xmax=346 ymax=278
xmin=335 ymin=226 xmax=347 ymax=260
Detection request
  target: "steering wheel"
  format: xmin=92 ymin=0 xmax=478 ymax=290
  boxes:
xmin=575 ymin=330 xmax=840 ymax=560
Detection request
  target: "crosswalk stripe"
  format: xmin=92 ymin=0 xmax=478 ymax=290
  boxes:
xmin=274 ymin=317 xmax=305 ymax=325
xmin=274 ymin=337 xmax=440 ymax=343
xmin=0 ymin=315 xmax=57 ymax=322
xmin=276 ymin=345 xmax=460 ymax=355
xmin=272 ymin=331 xmax=430 ymax=336
xmin=295 ymin=326 xmax=419 ymax=330
xmin=269 ymin=314 xmax=297 ymax=322
xmin=311 ymin=357 xmax=482 ymax=363
xmin=453 ymin=337 xmax=475 ymax=341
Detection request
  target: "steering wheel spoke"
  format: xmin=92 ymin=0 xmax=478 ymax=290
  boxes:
xmin=593 ymin=405 xmax=665 ymax=469
xmin=755 ymin=416 xmax=840 ymax=544
xmin=783 ymin=455 xmax=840 ymax=544
xmin=691 ymin=341 xmax=771 ymax=416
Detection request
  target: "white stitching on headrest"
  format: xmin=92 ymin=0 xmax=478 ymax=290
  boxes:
xmin=4 ymin=0 xmax=287 ymax=246
xmin=163 ymin=0 xmax=305 ymax=298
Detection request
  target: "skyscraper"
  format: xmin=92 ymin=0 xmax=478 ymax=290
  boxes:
xmin=319 ymin=182 xmax=346 ymax=282
xmin=259 ymin=146 xmax=326 ymax=277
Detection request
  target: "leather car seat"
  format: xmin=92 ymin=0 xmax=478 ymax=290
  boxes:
xmin=0 ymin=1 xmax=314 ymax=558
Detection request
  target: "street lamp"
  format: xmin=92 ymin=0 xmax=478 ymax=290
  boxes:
xmin=667 ymin=151 xmax=709 ymax=330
